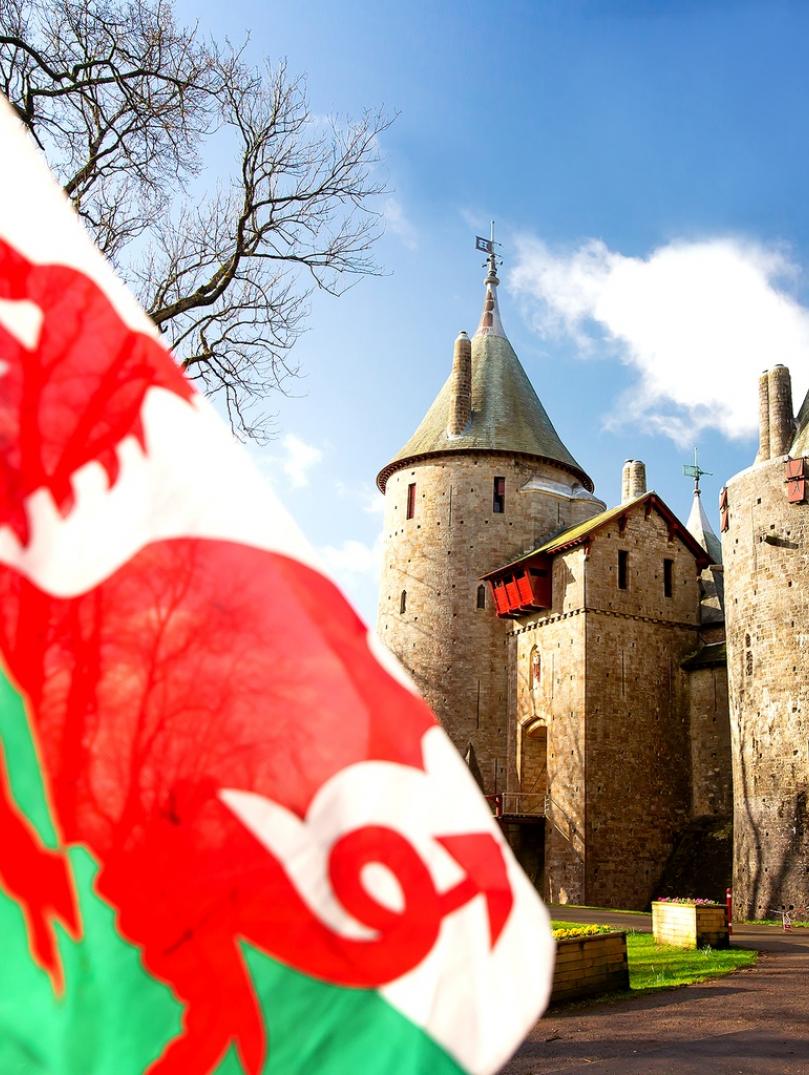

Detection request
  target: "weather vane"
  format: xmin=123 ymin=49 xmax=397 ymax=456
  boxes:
xmin=475 ymin=220 xmax=503 ymax=275
xmin=682 ymin=447 xmax=712 ymax=493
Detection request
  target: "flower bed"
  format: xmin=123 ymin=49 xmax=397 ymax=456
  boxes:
xmin=655 ymin=897 xmax=717 ymax=905
xmin=552 ymin=924 xmax=611 ymax=940
xmin=651 ymin=899 xmax=729 ymax=950
xmin=550 ymin=929 xmax=629 ymax=1004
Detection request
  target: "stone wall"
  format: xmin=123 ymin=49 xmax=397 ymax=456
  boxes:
xmin=509 ymin=502 xmax=704 ymax=908
xmin=510 ymin=582 xmax=588 ymax=903
xmin=377 ymin=451 xmax=601 ymax=794
xmin=723 ymin=454 xmax=809 ymax=919
xmin=583 ymin=506 xmax=701 ymax=907
xmin=584 ymin=614 xmax=694 ymax=908
xmin=685 ymin=661 xmax=731 ymax=818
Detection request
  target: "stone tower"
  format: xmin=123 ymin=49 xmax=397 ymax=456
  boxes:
xmin=723 ymin=363 xmax=809 ymax=919
xmin=376 ymin=252 xmax=603 ymax=794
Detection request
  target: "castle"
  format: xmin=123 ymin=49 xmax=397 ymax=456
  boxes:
xmin=377 ymin=247 xmax=807 ymax=916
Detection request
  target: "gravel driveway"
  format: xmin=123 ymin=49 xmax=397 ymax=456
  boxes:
xmin=500 ymin=906 xmax=809 ymax=1074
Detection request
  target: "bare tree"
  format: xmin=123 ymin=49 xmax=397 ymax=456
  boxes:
xmin=0 ymin=0 xmax=389 ymax=439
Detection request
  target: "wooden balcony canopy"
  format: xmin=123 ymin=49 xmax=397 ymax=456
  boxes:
xmin=481 ymin=491 xmax=713 ymax=621
xmin=486 ymin=556 xmax=552 ymax=619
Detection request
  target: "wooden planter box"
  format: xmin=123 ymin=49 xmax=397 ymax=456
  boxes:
xmin=651 ymin=901 xmax=729 ymax=949
xmin=550 ymin=931 xmax=629 ymax=1004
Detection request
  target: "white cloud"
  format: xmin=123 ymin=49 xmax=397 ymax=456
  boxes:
xmin=318 ymin=534 xmax=383 ymax=581
xmin=459 ymin=207 xmax=490 ymax=235
xmin=509 ymin=235 xmax=809 ymax=446
xmin=278 ymin=433 xmax=323 ymax=488
xmin=334 ymin=479 xmax=385 ymax=515
xmin=362 ymin=487 xmax=386 ymax=515
xmin=316 ymin=531 xmax=384 ymax=625
xmin=384 ymin=198 xmax=418 ymax=250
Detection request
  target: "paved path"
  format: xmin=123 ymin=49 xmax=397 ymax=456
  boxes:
xmin=501 ymin=906 xmax=809 ymax=1075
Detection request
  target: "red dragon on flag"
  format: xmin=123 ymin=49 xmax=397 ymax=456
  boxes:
xmin=0 ymin=96 xmax=553 ymax=1074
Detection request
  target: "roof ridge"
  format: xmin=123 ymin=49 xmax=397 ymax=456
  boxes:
xmin=482 ymin=492 xmax=711 ymax=577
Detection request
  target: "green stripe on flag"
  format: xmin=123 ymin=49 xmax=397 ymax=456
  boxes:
xmin=0 ymin=663 xmax=58 ymax=849
xmin=217 ymin=945 xmax=465 ymax=1075
xmin=0 ymin=670 xmax=463 ymax=1074
xmin=0 ymin=846 xmax=465 ymax=1075
xmin=0 ymin=846 xmax=183 ymax=1074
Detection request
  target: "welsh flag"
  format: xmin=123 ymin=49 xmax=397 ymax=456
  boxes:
xmin=0 ymin=95 xmax=553 ymax=1074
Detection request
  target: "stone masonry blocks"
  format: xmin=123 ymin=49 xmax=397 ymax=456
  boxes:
xmin=377 ymin=452 xmax=601 ymax=794
xmin=723 ymin=455 xmax=809 ymax=919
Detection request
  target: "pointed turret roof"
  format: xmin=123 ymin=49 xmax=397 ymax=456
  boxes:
xmin=791 ymin=387 xmax=809 ymax=457
xmin=686 ymin=488 xmax=722 ymax=565
xmin=377 ymin=260 xmax=592 ymax=492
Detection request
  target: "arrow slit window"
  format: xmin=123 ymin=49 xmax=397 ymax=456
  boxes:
xmin=406 ymin=482 xmax=416 ymax=519
xmin=664 ymin=558 xmax=673 ymax=597
xmin=618 ymin=550 xmax=628 ymax=590
xmin=493 ymin=476 xmax=505 ymax=513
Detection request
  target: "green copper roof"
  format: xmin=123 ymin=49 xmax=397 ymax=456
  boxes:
xmin=377 ymin=275 xmax=592 ymax=492
xmin=482 ymin=498 xmax=639 ymax=577
xmin=482 ymin=491 xmax=712 ymax=578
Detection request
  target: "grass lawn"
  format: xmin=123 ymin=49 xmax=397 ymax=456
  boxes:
xmin=554 ymin=903 xmax=648 ymax=915
xmin=625 ymin=930 xmax=757 ymax=991
xmin=551 ymin=921 xmax=757 ymax=995
xmin=745 ymin=917 xmax=809 ymax=928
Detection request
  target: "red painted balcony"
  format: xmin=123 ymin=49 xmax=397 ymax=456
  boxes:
xmin=487 ymin=558 xmax=552 ymax=618
xmin=504 ymin=576 xmax=521 ymax=608
xmin=785 ymin=458 xmax=808 ymax=503
xmin=492 ymin=580 xmax=511 ymax=615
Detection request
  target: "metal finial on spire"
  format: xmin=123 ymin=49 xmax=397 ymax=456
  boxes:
xmin=684 ymin=447 xmax=722 ymax=563
xmin=475 ymin=220 xmax=503 ymax=277
xmin=474 ymin=221 xmax=505 ymax=338
xmin=682 ymin=447 xmax=712 ymax=494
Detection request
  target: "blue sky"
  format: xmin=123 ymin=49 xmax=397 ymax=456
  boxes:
xmin=176 ymin=0 xmax=809 ymax=620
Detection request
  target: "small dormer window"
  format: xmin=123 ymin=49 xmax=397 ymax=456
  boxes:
xmin=493 ymin=476 xmax=505 ymax=513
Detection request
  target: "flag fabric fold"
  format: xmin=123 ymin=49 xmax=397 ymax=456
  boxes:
xmin=0 ymin=95 xmax=553 ymax=1075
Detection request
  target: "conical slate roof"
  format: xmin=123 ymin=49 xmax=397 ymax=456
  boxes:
xmin=377 ymin=266 xmax=592 ymax=492
xmin=686 ymin=488 xmax=722 ymax=565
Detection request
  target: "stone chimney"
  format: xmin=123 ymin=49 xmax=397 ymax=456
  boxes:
xmin=447 ymin=330 xmax=472 ymax=437
xmin=767 ymin=364 xmax=794 ymax=458
xmin=621 ymin=459 xmax=647 ymax=502
xmin=757 ymin=370 xmax=770 ymax=462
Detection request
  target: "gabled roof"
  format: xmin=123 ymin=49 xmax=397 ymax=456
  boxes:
xmin=376 ymin=268 xmax=592 ymax=493
xmin=482 ymin=491 xmax=712 ymax=579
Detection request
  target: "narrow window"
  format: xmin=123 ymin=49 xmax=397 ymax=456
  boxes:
xmin=406 ymin=482 xmax=416 ymax=520
xmin=476 ymin=584 xmax=486 ymax=610
xmin=493 ymin=476 xmax=505 ymax=513
xmin=617 ymin=550 xmax=628 ymax=590
xmin=530 ymin=646 xmax=541 ymax=692
xmin=664 ymin=558 xmax=673 ymax=598
xmin=399 ymin=589 xmax=407 ymax=614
